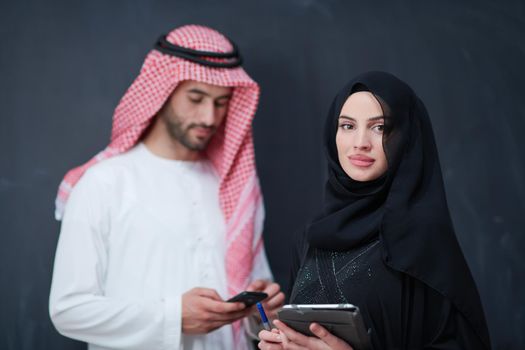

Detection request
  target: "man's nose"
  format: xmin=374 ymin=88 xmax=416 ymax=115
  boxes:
xmin=198 ymin=101 xmax=216 ymax=125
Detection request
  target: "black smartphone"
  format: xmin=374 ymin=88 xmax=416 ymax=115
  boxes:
xmin=226 ymin=291 xmax=268 ymax=307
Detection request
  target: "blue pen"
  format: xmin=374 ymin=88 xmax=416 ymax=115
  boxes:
xmin=256 ymin=302 xmax=271 ymax=331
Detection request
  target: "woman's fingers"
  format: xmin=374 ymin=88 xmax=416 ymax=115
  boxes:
xmin=258 ymin=329 xmax=284 ymax=350
xmin=259 ymin=329 xmax=282 ymax=342
xmin=274 ymin=320 xmax=310 ymax=346
xmin=309 ymin=323 xmax=354 ymax=350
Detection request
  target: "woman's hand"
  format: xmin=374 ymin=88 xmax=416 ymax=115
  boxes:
xmin=265 ymin=319 xmax=354 ymax=350
xmin=258 ymin=328 xmax=284 ymax=350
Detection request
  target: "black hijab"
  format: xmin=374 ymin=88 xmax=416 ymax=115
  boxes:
xmin=306 ymin=71 xmax=490 ymax=348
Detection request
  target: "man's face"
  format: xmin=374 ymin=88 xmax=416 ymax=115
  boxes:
xmin=160 ymin=80 xmax=232 ymax=151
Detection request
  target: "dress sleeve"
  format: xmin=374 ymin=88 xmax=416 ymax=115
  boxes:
xmin=423 ymin=286 xmax=488 ymax=350
xmin=49 ymin=169 xmax=182 ymax=350
xmin=286 ymin=228 xmax=308 ymax=300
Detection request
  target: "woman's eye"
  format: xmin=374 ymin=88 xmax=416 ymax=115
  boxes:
xmin=372 ymin=124 xmax=384 ymax=133
xmin=339 ymin=124 xmax=354 ymax=130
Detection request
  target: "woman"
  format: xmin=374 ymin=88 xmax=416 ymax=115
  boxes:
xmin=259 ymin=71 xmax=491 ymax=350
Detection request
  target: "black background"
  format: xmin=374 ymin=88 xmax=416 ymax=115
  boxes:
xmin=1 ymin=0 xmax=524 ymax=349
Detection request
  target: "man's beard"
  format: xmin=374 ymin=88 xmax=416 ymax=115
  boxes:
xmin=163 ymin=116 xmax=216 ymax=151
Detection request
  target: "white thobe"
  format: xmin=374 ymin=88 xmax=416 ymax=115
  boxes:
xmin=49 ymin=143 xmax=272 ymax=350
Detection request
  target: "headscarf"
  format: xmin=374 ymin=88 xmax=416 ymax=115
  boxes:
xmin=307 ymin=71 xmax=491 ymax=348
xmin=55 ymin=25 xmax=264 ymax=348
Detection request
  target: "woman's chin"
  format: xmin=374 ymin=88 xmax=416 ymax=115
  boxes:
xmin=344 ymin=168 xmax=377 ymax=182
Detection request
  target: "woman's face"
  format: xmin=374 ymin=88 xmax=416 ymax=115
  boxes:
xmin=336 ymin=91 xmax=388 ymax=182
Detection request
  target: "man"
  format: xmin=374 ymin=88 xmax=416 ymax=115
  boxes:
xmin=49 ymin=25 xmax=284 ymax=350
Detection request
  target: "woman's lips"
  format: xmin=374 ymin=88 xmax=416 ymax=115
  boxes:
xmin=349 ymin=154 xmax=375 ymax=167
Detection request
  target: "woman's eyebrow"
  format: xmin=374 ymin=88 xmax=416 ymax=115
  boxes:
xmin=338 ymin=116 xmax=384 ymax=121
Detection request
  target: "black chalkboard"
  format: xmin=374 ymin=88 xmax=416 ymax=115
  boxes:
xmin=1 ymin=0 xmax=524 ymax=349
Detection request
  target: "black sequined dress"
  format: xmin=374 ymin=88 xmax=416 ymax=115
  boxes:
xmin=288 ymin=233 xmax=486 ymax=350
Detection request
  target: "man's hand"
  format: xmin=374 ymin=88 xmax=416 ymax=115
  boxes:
xmin=247 ymin=279 xmax=285 ymax=319
xmin=181 ymin=287 xmax=251 ymax=334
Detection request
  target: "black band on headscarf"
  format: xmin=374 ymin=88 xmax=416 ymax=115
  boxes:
xmin=154 ymin=35 xmax=243 ymax=68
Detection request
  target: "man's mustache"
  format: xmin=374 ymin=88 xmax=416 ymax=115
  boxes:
xmin=188 ymin=124 xmax=216 ymax=132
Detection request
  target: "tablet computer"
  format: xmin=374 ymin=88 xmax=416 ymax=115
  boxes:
xmin=277 ymin=304 xmax=371 ymax=350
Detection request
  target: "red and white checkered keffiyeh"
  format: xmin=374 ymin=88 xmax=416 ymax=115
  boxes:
xmin=55 ymin=25 xmax=264 ymax=348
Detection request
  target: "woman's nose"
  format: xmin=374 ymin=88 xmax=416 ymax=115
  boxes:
xmin=353 ymin=130 xmax=372 ymax=150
